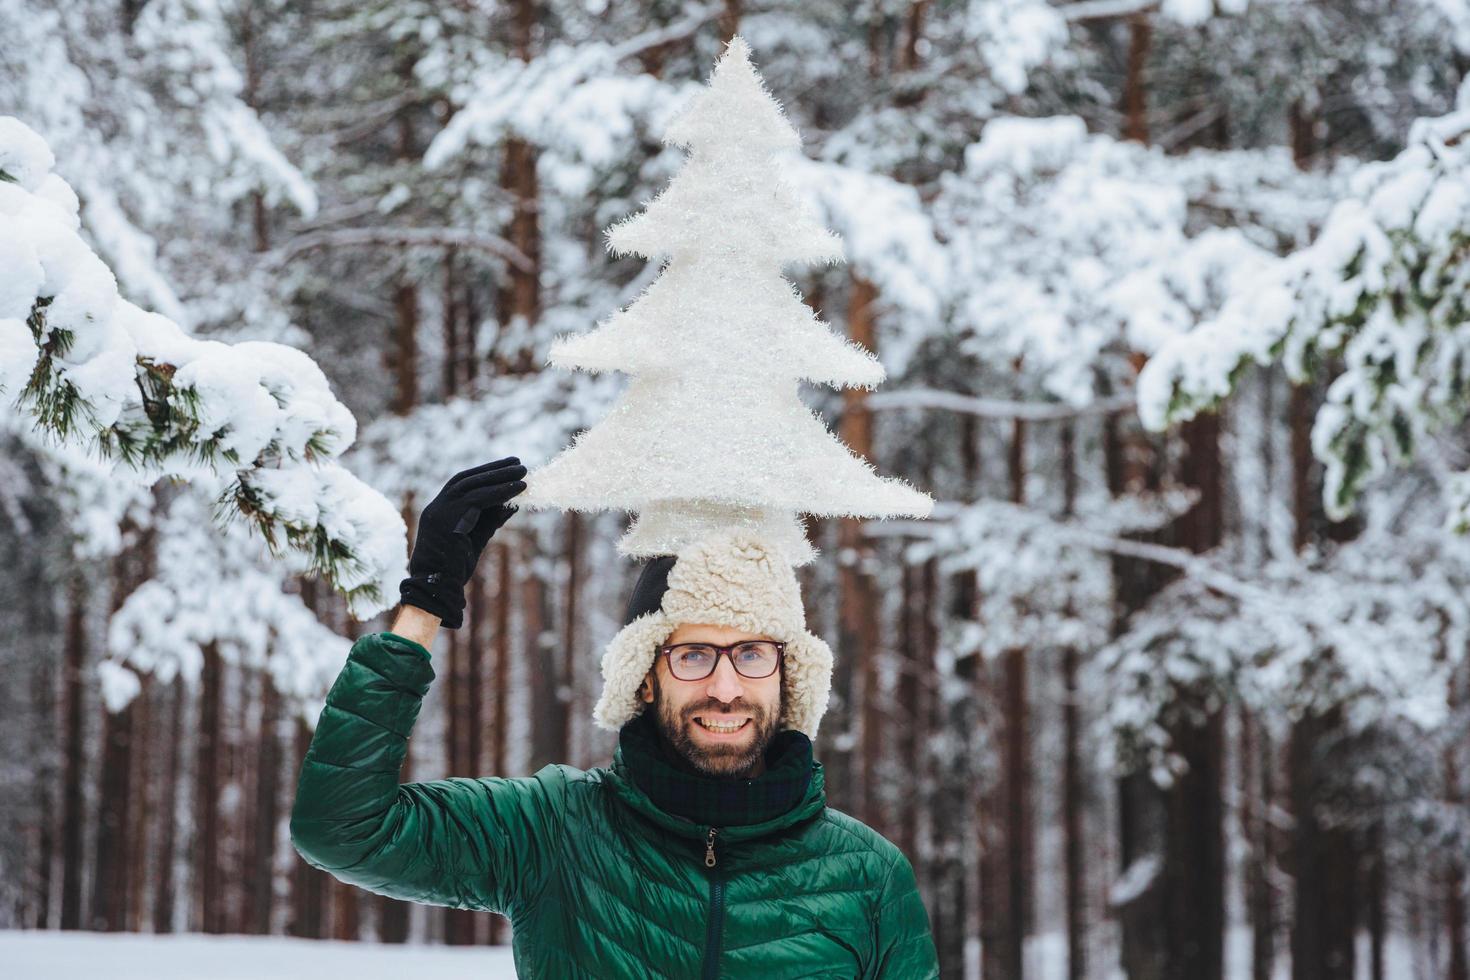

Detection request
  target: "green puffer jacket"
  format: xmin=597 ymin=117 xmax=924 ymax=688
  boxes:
xmin=290 ymin=631 xmax=939 ymax=979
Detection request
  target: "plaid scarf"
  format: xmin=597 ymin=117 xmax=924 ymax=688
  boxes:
xmin=617 ymin=710 xmax=814 ymax=828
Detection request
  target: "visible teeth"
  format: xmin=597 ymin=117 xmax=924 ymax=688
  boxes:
xmin=696 ymin=718 xmax=747 ymax=732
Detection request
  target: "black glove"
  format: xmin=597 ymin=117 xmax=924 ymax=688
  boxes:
xmin=398 ymin=456 xmax=527 ymax=629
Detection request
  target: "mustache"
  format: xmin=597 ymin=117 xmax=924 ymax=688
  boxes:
xmin=682 ymin=699 xmax=765 ymax=720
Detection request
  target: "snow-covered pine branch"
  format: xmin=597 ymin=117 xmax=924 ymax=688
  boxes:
xmin=1139 ymin=88 xmax=1470 ymax=530
xmin=933 ymin=114 xmax=1335 ymax=409
xmin=421 ymin=35 xmax=700 ymax=189
xmin=0 ymin=117 xmax=406 ymax=617
xmin=961 ymin=0 xmax=1070 ymax=94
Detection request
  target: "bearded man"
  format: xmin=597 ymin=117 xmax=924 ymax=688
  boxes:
xmin=290 ymin=457 xmax=940 ymax=978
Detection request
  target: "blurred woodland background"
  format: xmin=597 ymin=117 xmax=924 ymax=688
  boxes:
xmin=4 ymin=1 xmax=1470 ymax=978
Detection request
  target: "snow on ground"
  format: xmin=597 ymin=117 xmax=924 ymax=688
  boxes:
xmin=1 ymin=925 xmax=1425 ymax=978
xmin=0 ymin=930 xmax=518 ymax=979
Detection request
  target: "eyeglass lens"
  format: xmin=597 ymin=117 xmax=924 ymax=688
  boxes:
xmin=667 ymin=642 xmax=780 ymax=680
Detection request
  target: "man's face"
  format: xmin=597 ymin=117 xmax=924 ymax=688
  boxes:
xmin=640 ymin=622 xmax=783 ymax=778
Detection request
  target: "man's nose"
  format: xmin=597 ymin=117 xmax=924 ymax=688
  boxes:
xmin=705 ymin=656 xmax=745 ymax=703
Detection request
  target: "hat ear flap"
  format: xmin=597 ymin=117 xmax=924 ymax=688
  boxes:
xmin=593 ymin=612 xmax=674 ymax=731
xmin=623 ymin=555 xmax=677 ymax=625
xmin=780 ymin=631 xmax=833 ymax=740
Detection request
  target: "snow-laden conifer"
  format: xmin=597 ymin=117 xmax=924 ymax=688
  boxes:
xmin=1139 ymin=84 xmax=1470 ymax=530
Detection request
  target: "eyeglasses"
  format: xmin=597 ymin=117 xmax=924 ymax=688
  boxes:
xmin=657 ymin=641 xmax=785 ymax=681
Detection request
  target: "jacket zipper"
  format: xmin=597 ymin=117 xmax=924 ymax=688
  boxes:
xmin=702 ymin=827 xmax=724 ymax=980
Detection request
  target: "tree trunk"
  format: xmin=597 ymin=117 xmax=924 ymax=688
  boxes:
xmin=462 ymin=572 xmax=490 ymax=946
xmin=1117 ymin=767 xmax=1167 ymax=980
xmin=1062 ymin=645 xmax=1084 ymax=980
xmin=31 ymin=641 xmax=56 ymax=929
xmin=1121 ymin=13 xmax=1152 ymax=145
xmin=493 ymin=542 xmax=512 ymax=778
xmin=1450 ymin=859 xmax=1468 ymax=980
xmin=153 ymin=676 xmax=183 ymax=932
xmin=469 ymin=568 xmax=486 ymax=778
xmin=441 ymin=251 xmax=472 ymax=953
xmin=1109 ymin=405 xmax=1227 ymax=980
xmin=1289 ymin=382 xmax=1317 ymax=552
xmin=1000 ymin=645 xmax=1029 ymax=978
xmin=226 ymin=660 xmax=250 ymax=935
xmin=841 ymin=273 xmax=881 ymax=829
xmin=1060 ymin=419 xmax=1086 ymax=980
xmin=896 ymin=561 xmax=921 ymax=863
xmin=60 ymin=578 xmax=87 ymax=930
xmin=898 ymin=0 xmax=930 ymax=78
xmin=493 ymin=0 xmax=543 ymax=375
xmin=562 ymin=511 xmax=581 ymax=766
xmin=194 ymin=641 xmax=224 ymax=934
xmin=91 ymin=520 xmax=156 ymax=931
xmin=90 ymin=689 xmax=135 ymax=930
xmin=1286 ymin=380 xmax=1360 ymax=980
xmin=1242 ymin=709 xmax=1276 ymax=980
xmin=1163 ymin=702 xmax=1225 ymax=979
xmin=289 ymin=715 xmax=325 ymax=940
xmin=444 ymin=610 xmax=472 ymax=947
xmin=443 ymin=250 xmax=463 ymax=398
xmin=1448 ymin=700 xmax=1469 ymax=980
xmin=1365 ymin=822 xmax=1385 ymax=980
xmin=527 ymin=554 xmax=563 ymax=772
xmin=488 ymin=541 xmax=512 ymax=946
xmin=249 ymin=674 xmax=281 ymax=934
xmin=1289 ymin=95 xmax=1317 ymax=171
xmin=1288 ymin=708 xmax=1357 ymax=980
xmin=979 ymin=667 xmax=1006 ymax=980
xmin=493 ymin=139 xmax=542 ymax=375
xmin=461 ymin=264 xmax=483 ymax=394
xmin=126 ymin=675 xmax=153 ymax=932
xmin=1161 ymin=413 xmax=1227 ymax=980
xmin=1002 ymin=415 xmax=1032 ymax=976
xmin=387 ymin=283 xmax=420 ymax=414
xmin=330 ymin=877 xmax=359 ymax=941
xmin=1107 ymin=407 xmax=1172 ymax=980
xmin=717 ymin=0 xmax=741 ymax=43
xmin=933 ymin=415 xmax=978 ymax=979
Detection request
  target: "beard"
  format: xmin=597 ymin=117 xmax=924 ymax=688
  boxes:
xmin=651 ymin=673 xmax=781 ymax=778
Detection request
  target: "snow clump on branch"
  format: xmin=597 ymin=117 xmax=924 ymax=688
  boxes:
xmin=0 ymin=116 xmax=406 ymax=616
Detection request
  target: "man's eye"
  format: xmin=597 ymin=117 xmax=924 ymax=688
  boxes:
xmin=677 ymin=646 xmax=716 ymax=663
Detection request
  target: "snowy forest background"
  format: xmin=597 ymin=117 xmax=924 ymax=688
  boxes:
xmin=5 ymin=0 xmax=1470 ymax=978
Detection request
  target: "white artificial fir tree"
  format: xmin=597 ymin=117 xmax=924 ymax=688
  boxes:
xmin=521 ymin=36 xmax=932 ymax=562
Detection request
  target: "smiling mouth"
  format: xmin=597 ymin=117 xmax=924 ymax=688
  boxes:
xmin=692 ymin=716 xmax=751 ymax=734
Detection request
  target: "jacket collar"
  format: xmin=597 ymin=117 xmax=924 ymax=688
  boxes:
xmin=603 ymin=738 xmax=826 ymax=842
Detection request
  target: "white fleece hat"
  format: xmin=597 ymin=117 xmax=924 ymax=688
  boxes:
xmin=592 ymin=529 xmax=834 ymax=739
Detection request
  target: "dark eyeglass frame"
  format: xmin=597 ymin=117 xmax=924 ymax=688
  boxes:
xmin=656 ymin=640 xmax=786 ymax=681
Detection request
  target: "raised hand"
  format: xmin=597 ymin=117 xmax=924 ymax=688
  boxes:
xmin=398 ymin=456 xmax=527 ymax=629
